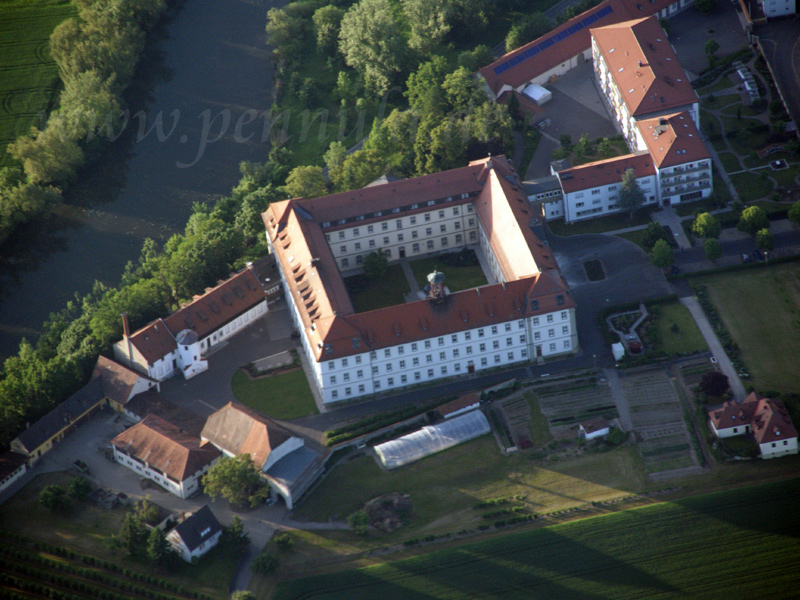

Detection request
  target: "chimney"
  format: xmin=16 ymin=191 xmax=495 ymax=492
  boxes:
xmin=246 ymin=261 xmax=253 ymax=270
xmin=122 ymin=313 xmax=134 ymax=364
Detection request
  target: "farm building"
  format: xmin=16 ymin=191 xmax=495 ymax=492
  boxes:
xmin=374 ymin=410 xmax=491 ymax=470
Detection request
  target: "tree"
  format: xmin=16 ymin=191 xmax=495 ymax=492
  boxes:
xmin=333 ymin=147 xmax=389 ymax=192
xmin=700 ymin=370 xmax=729 ymax=397
xmin=266 ymin=4 xmax=313 ymax=62
xmin=737 ymin=205 xmax=769 ymax=235
xmin=67 ymin=476 xmax=92 ymax=499
xmin=231 ymin=592 xmax=257 ymax=600
xmin=117 ymin=512 xmax=147 ymax=556
xmin=402 ymin=0 xmax=452 ymax=54
xmin=641 ymin=222 xmax=670 ymax=252
xmin=649 ymin=239 xmax=674 ymax=269
xmin=202 ymin=455 xmax=270 ymax=508
xmin=226 ymin=515 xmax=250 ymax=549
xmin=505 ymin=12 xmax=551 ymax=52
xmin=442 ymin=67 xmax=485 ymax=113
xmin=704 ymin=39 xmax=720 ymax=68
xmin=312 ymin=5 xmax=345 ymax=56
xmin=252 ymin=551 xmax=279 ymax=576
xmin=146 ymin=525 xmax=171 ymax=564
xmin=788 ymin=200 xmax=800 ymax=227
xmin=755 ymin=227 xmax=773 ymax=251
xmin=40 ymin=484 xmax=69 ymax=512
xmin=691 ymin=212 xmax=721 ymax=238
xmin=457 ymin=45 xmax=494 ymax=71
xmin=704 ymin=238 xmax=722 ymax=262
xmin=339 ymin=0 xmax=407 ymax=95
xmin=619 ymin=168 xmax=646 ymax=219
xmin=274 ymin=532 xmax=294 ymax=552
xmin=363 ymin=249 xmax=388 ymax=280
xmin=324 ymin=141 xmax=348 ymax=174
xmin=695 ymin=0 xmax=717 ymax=12
xmin=284 ymin=166 xmax=327 ymax=199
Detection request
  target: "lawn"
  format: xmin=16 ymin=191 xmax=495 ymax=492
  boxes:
xmin=409 ymin=256 xmax=487 ymax=293
xmin=345 ymin=264 xmax=410 ymax=313
xmin=0 ymin=472 xmax=239 ymax=600
xmin=728 ymin=171 xmax=774 ymax=202
xmin=295 ymin=436 xmax=645 ymax=536
xmin=695 ymin=74 xmax=734 ymax=95
xmin=231 ymin=368 xmax=318 ymax=419
xmin=673 ymin=195 xmax=726 ymax=217
xmin=652 ymin=302 xmax=707 ymax=356
xmin=275 ymin=478 xmax=800 ymax=600
xmin=547 ymin=208 xmax=654 ymax=236
xmin=697 ymin=264 xmax=800 ymax=392
xmin=716 ymin=152 xmax=742 ymax=174
xmin=0 ymin=0 xmax=75 ymax=167
xmin=615 ymin=228 xmax=649 ymax=250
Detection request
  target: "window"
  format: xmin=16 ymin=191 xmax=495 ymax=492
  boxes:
xmin=356 ymin=255 xmax=363 ymax=264
xmin=369 ymin=239 xmax=376 ymax=248
xmin=469 ymin=231 xmax=477 ymax=240
xmin=451 ymin=334 xmax=458 ymax=343
xmin=398 ymin=346 xmax=404 ymax=355
xmin=439 ymin=210 xmax=445 ymax=218
xmin=478 ymin=328 xmax=485 ymax=337
xmin=562 ymin=326 xmax=569 ymax=334
xmin=374 ymin=381 xmax=381 ymax=390
xmin=410 ymin=216 xmax=416 ymax=224
xmin=355 ymin=242 xmax=361 ymax=250
xmin=344 ymin=373 xmax=350 ymax=381
xmin=467 ymin=203 xmax=473 ymax=211
xmin=401 ymin=374 xmax=407 ymax=384
xmin=399 ymin=360 xmax=406 ymax=369
xmin=465 ymin=331 xmax=471 ymax=340
xmin=481 ymin=357 xmax=488 ymax=366
xmin=382 ymin=222 xmax=388 ymax=231
xmin=328 ymin=362 xmax=336 ymax=371
xmin=342 ymin=258 xmax=349 ymax=267
xmin=455 ymin=234 xmax=462 ymax=244
xmin=576 ymin=202 xmax=585 ymax=207
xmin=415 ymin=372 xmax=421 ymax=381
xmin=479 ymin=343 xmax=486 ymax=352
xmin=342 ymin=358 xmax=348 ymax=367
xmin=358 ymin=384 xmax=365 ymax=393
xmin=384 ymin=349 xmax=391 ymax=357
xmin=549 ymin=343 xmax=556 ymax=352
xmin=453 ymin=206 xmax=459 ymax=215
xmin=371 ymin=351 xmax=377 ymax=359
xmin=547 ymin=314 xmax=554 ymax=323
xmin=383 ymin=236 xmax=390 ymax=245
xmin=372 ymin=366 xmax=379 ymax=374
xmin=424 ymin=340 xmax=431 ymax=349
xmin=466 ymin=346 xmax=473 ymax=354
xmin=425 ymin=213 xmax=431 ymax=221
xmin=453 ymin=348 xmax=459 ymax=358
xmin=385 ymin=249 xmax=391 ymax=257
xmin=426 ymin=227 xmax=432 ymax=236
xmin=396 ymin=219 xmax=402 ymax=229
xmin=561 ymin=311 xmax=568 ymax=320
xmin=520 ymin=335 xmax=526 ymax=343
xmin=397 ymin=234 xmax=404 ymax=242
xmin=441 ymin=237 xmax=448 ymax=247
xmin=325 ymin=234 xmax=330 ymax=242
xmin=505 ymin=323 xmax=512 ymax=332
xmin=340 ymin=245 xmax=347 ymax=253
xmin=330 ymin=375 xmax=337 ymax=384
xmin=492 ymin=340 xmax=499 ymax=349
xmin=519 ymin=320 xmax=525 ymax=329
xmin=438 ymin=337 xmax=445 ymax=346
xmin=508 ymin=352 xmax=514 ymax=360
xmin=455 ymin=362 xmax=461 ymax=372
xmin=332 ymin=390 xmax=338 ymax=399
xmin=357 ymin=369 xmax=363 ymax=378
xmin=411 ymin=342 xmax=418 ymax=351
xmin=549 ymin=329 xmax=555 ymax=338
xmin=339 ymin=231 xmax=345 ymax=240
xmin=356 ymin=355 xmax=362 ymax=364
xmin=592 ymin=189 xmax=600 ymax=195
xmin=412 ymin=230 xmax=418 ymax=239
xmin=387 ymin=377 xmax=394 ymax=386
xmin=534 ymin=331 xmax=541 ymax=340
xmin=521 ymin=348 xmax=528 ymax=357
xmin=533 ymin=317 xmax=540 ymax=326
xmin=564 ymin=340 xmax=570 ymax=349
xmin=427 ymin=240 xmax=434 ymax=250
xmin=386 ymin=363 xmax=393 ymax=372
xmin=441 ymin=366 xmax=448 ymax=375
xmin=491 ymin=325 xmax=498 ymax=335
xmin=439 ymin=351 xmax=446 ymax=360
xmin=426 ymin=354 xmax=433 ymax=363
xmin=494 ymin=354 xmax=501 ymax=364
xmin=413 ymin=357 xmax=419 ymax=366
xmin=353 ymin=228 xmax=360 ymax=236
xmin=368 ymin=225 xmax=374 ymax=233
xmin=440 ymin=224 xmax=447 ymax=233
xmin=468 ymin=218 xmax=475 ymax=227
xmin=427 ymin=368 xmax=434 ymax=377
xmin=506 ymin=337 xmax=512 ymax=347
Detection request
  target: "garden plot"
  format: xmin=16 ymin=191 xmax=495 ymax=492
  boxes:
xmin=499 ymin=396 xmax=531 ymax=447
xmin=533 ymin=380 xmax=616 ymax=439
xmin=620 ymin=370 xmax=698 ymax=474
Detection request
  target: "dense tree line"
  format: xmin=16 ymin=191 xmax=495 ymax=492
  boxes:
xmin=0 ymin=0 xmax=173 ymax=245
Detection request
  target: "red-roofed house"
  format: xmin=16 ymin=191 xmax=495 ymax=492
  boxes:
xmin=113 ymin=262 xmax=269 ymax=381
xmin=263 ymin=156 xmax=578 ymax=405
xmin=92 ymin=356 xmax=159 ymax=412
xmin=111 ymin=414 xmax=222 ymax=498
xmin=592 ymin=17 xmax=699 ymax=147
xmin=707 ymin=393 xmax=798 ymax=459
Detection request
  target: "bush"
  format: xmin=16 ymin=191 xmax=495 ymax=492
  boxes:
xmin=252 ymin=552 xmax=279 ymax=576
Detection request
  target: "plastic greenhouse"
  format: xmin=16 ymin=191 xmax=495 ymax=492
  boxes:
xmin=374 ymin=410 xmax=491 ymax=470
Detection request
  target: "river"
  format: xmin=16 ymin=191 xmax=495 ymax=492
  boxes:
xmin=0 ymin=0 xmax=276 ymax=361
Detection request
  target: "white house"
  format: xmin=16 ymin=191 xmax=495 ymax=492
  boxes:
xmin=263 ymin=156 xmax=579 ymax=405
xmin=592 ymin=17 xmax=699 ymax=149
xmin=167 ymin=505 xmax=223 ymax=563
xmin=759 ymin=0 xmax=797 ymax=17
xmin=477 ymin=0 xmax=697 ymax=101
xmin=113 ymin=261 xmax=270 ymax=382
xmin=708 ymin=393 xmax=798 ymax=459
xmin=111 ymin=414 xmax=221 ymax=499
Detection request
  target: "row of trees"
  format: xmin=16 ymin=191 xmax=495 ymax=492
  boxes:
xmin=1 ymin=0 xmax=172 ymax=246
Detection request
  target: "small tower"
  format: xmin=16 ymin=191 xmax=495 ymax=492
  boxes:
xmin=427 ymin=268 xmax=446 ymax=300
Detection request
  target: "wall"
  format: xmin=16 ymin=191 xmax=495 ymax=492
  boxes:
xmin=760 ymin=437 xmax=799 ymax=459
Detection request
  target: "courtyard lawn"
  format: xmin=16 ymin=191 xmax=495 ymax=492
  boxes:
xmin=0 ymin=0 xmax=76 ymax=167
xmin=615 ymin=229 xmax=649 ymax=250
xmin=547 ymin=208 xmax=654 ymax=236
xmin=274 ymin=478 xmax=800 ymax=600
xmin=345 ymin=264 xmax=411 ymax=313
xmin=409 ymin=257 xmax=487 ymax=293
xmin=717 ymin=152 xmax=742 ymax=174
xmin=231 ymin=368 xmax=318 ymax=419
xmin=728 ymin=171 xmax=774 ymax=202
xmin=295 ymin=436 xmax=645 ymax=535
xmin=697 ymin=264 xmax=800 ymax=392
xmin=695 ymin=74 xmax=734 ymax=94
xmin=652 ymin=302 xmax=707 ymax=356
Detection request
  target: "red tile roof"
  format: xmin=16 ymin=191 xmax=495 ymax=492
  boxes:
xmin=708 ymin=394 xmax=759 ymax=432
xmin=557 ymin=153 xmax=655 ymax=193
xmin=125 ymin=267 xmax=267 ymax=366
xmin=478 ymin=0 xmax=679 ymax=96
xmin=200 ymin=402 xmax=292 ymax=469
xmin=437 ymin=392 xmax=480 ymax=418
xmin=708 ymin=392 xmax=797 ymax=446
xmin=264 ymin=156 xmax=575 ymax=362
xmin=592 ymin=17 xmax=697 ymax=117
xmin=112 ymin=414 xmax=221 ymax=482
xmin=635 ymin=112 xmax=710 ymax=168
xmin=92 ymin=355 xmax=156 ymax=404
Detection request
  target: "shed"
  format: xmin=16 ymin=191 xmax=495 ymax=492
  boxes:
xmin=522 ymin=83 xmax=552 ymax=106
xmin=612 ymin=342 xmax=625 ymax=361
xmin=579 ymin=417 xmax=612 ymax=441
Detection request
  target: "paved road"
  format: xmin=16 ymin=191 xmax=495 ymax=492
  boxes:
xmin=680 ymin=296 xmax=747 ymax=401
xmin=604 ymin=369 xmax=633 ymax=431
xmin=653 ymin=206 xmax=692 ymax=249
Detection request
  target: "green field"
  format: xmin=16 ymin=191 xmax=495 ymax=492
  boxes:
xmin=652 ymin=302 xmax=707 ymax=356
xmin=697 ymin=264 xmax=800 ymax=391
xmin=728 ymin=171 xmax=774 ymax=202
xmin=275 ymin=478 xmax=800 ymax=600
xmin=231 ymin=368 xmax=318 ymax=420
xmin=548 ymin=208 xmax=654 ymax=236
xmin=0 ymin=0 xmax=75 ymax=167
xmin=345 ymin=264 xmax=411 ymax=313
xmin=409 ymin=256 xmax=487 ymax=293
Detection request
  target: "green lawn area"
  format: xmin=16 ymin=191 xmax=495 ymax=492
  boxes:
xmin=547 ymin=208 xmax=654 ymax=236
xmin=697 ymin=264 xmax=800 ymax=392
xmin=750 ymin=199 xmax=790 ymax=217
xmin=695 ymin=74 xmax=734 ymax=95
xmin=345 ymin=264 xmax=410 ymax=313
xmin=615 ymin=228 xmax=648 ymax=250
xmin=673 ymin=195 xmax=726 ymax=217
xmin=231 ymin=368 xmax=318 ymax=419
xmin=275 ymin=478 xmax=800 ymax=600
xmin=728 ymin=171 xmax=774 ymax=202
xmin=0 ymin=0 xmax=75 ymax=167
xmin=769 ymin=165 xmax=799 ymax=188
xmin=525 ymin=392 xmax=554 ymax=448
xmin=743 ymin=151 xmax=794 ymax=170
xmin=652 ymin=302 xmax=707 ymax=356
xmin=295 ymin=436 xmax=645 ymax=536
xmin=0 ymin=472 xmax=239 ymax=600
xmin=409 ymin=256 xmax=487 ymax=293
xmin=717 ymin=152 xmax=742 ymax=174
xmin=704 ymin=93 xmax=740 ymax=109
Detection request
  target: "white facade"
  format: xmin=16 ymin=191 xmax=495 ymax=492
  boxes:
xmin=196 ymin=300 xmax=268 ymax=355
xmin=167 ymin=527 xmax=222 ymax=563
xmin=760 ymin=436 xmax=799 ymax=459
xmin=561 ymin=171 xmax=658 ymax=223
xmin=112 ymin=445 xmax=217 ymax=499
xmin=655 ymin=159 xmax=713 ymax=205
xmin=760 ymin=0 xmax=796 ymax=17
xmin=0 ymin=460 xmax=27 ymax=495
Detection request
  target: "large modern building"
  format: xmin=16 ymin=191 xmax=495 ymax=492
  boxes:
xmin=591 ymin=16 xmax=699 ymax=148
xmin=263 ymin=156 xmax=578 ymax=405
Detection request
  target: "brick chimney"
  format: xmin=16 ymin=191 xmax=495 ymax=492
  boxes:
xmin=121 ymin=313 xmax=134 ymax=364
